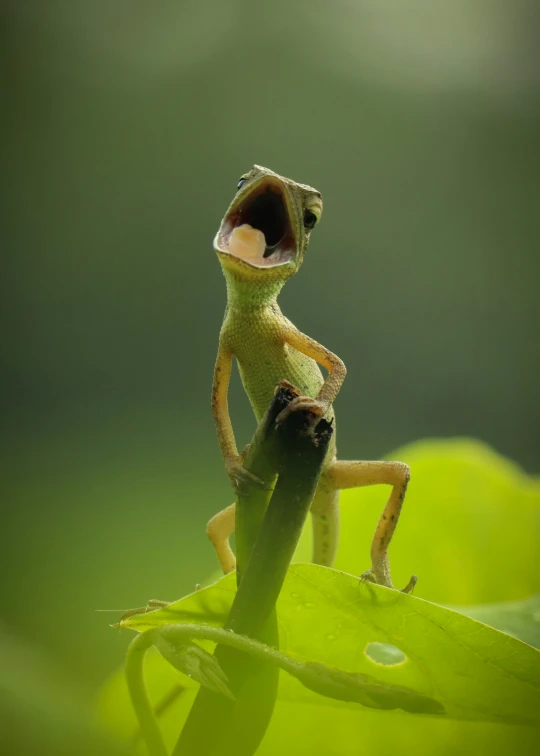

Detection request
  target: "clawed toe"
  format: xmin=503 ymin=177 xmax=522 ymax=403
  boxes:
xmin=359 ymin=570 xmax=377 ymax=585
xmin=359 ymin=569 xmax=418 ymax=594
xmin=400 ymin=575 xmax=418 ymax=594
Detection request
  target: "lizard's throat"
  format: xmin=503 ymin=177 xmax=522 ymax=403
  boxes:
xmin=222 ymin=266 xmax=287 ymax=309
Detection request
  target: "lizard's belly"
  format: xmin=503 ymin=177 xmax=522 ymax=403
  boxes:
xmin=236 ymin=340 xmax=326 ymax=422
xmin=225 ymin=310 xmax=336 ymax=458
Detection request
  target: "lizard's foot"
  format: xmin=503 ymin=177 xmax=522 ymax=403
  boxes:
xmin=226 ymin=459 xmax=269 ymax=494
xmin=275 ymin=396 xmax=326 ymax=427
xmin=359 ymin=570 xmax=418 ymax=594
xmin=359 ymin=569 xmax=378 ymax=586
xmin=400 ymin=575 xmax=418 ymax=594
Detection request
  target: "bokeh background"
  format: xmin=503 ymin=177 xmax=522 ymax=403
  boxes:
xmin=2 ymin=0 xmax=539 ymax=716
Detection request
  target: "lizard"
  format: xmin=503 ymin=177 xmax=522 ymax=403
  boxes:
xmin=208 ymin=165 xmax=416 ymax=593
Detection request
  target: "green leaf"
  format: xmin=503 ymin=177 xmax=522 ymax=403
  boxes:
xmin=152 ymin=629 xmax=235 ymax=701
xmin=122 ymin=563 xmax=540 ymax=726
xmin=453 ymin=594 xmax=540 ymax=650
xmin=295 ymin=439 xmax=540 ymax=605
xmin=99 ymin=440 xmax=540 ymax=755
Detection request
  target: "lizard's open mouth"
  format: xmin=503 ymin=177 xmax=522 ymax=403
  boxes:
xmin=215 ymin=182 xmax=296 ymax=269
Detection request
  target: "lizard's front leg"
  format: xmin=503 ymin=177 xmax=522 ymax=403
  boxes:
xmin=275 ymin=325 xmax=346 ymax=426
xmin=325 ymin=459 xmax=417 ymax=593
xmin=212 ymin=341 xmax=266 ymax=493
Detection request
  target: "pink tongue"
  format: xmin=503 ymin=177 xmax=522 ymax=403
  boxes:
xmin=229 ymin=224 xmax=266 ymax=261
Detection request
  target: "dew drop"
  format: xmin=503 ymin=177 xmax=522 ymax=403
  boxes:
xmin=326 ymin=634 xmax=337 ymax=641
xmin=303 ymin=602 xmax=316 ymax=609
xmin=365 ymin=642 xmax=407 ymax=666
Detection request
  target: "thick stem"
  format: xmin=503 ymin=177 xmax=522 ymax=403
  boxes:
xmin=226 ymin=411 xmax=333 ymax=636
xmin=173 ymin=389 xmax=292 ymax=756
xmin=174 ymin=395 xmax=333 ymax=756
xmin=234 ymin=385 xmax=297 ymax=573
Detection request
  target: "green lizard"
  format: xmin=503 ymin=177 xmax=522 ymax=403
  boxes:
xmin=209 ymin=165 xmax=416 ymax=592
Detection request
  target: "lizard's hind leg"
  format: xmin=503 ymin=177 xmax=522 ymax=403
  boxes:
xmin=311 ymin=484 xmax=341 ymax=567
xmin=328 ymin=460 xmax=416 ymax=593
xmin=206 ymin=502 xmax=236 ymax=574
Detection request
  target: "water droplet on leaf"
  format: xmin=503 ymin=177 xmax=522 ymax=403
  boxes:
xmin=365 ymin=642 xmax=407 ymax=666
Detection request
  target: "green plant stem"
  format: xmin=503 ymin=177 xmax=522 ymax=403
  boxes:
xmin=159 ymin=624 xmax=304 ymax=677
xmin=226 ymin=409 xmax=333 ymax=636
xmin=173 ymin=388 xmax=293 ymax=756
xmin=125 ymin=633 xmax=168 ymax=756
xmin=130 ymin=620 xmax=445 ymax=739
xmin=234 ymin=385 xmax=297 ymax=574
xmin=174 ymin=398 xmax=333 ymax=756
xmin=125 ymin=620 xmax=333 ymax=756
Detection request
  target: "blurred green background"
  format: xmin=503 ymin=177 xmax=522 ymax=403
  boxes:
xmin=2 ymin=0 xmax=539 ymax=709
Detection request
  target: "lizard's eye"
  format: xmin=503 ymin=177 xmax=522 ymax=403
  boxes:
xmin=237 ymin=177 xmax=247 ymax=190
xmin=303 ymin=210 xmax=318 ymax=230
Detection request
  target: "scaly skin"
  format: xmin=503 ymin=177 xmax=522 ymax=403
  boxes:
xmin=208 ymin=165 xmax=416 ymax=592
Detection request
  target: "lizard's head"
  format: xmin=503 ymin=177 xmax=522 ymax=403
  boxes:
xmin=214 ymin=165 xmax=322 ymax=281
